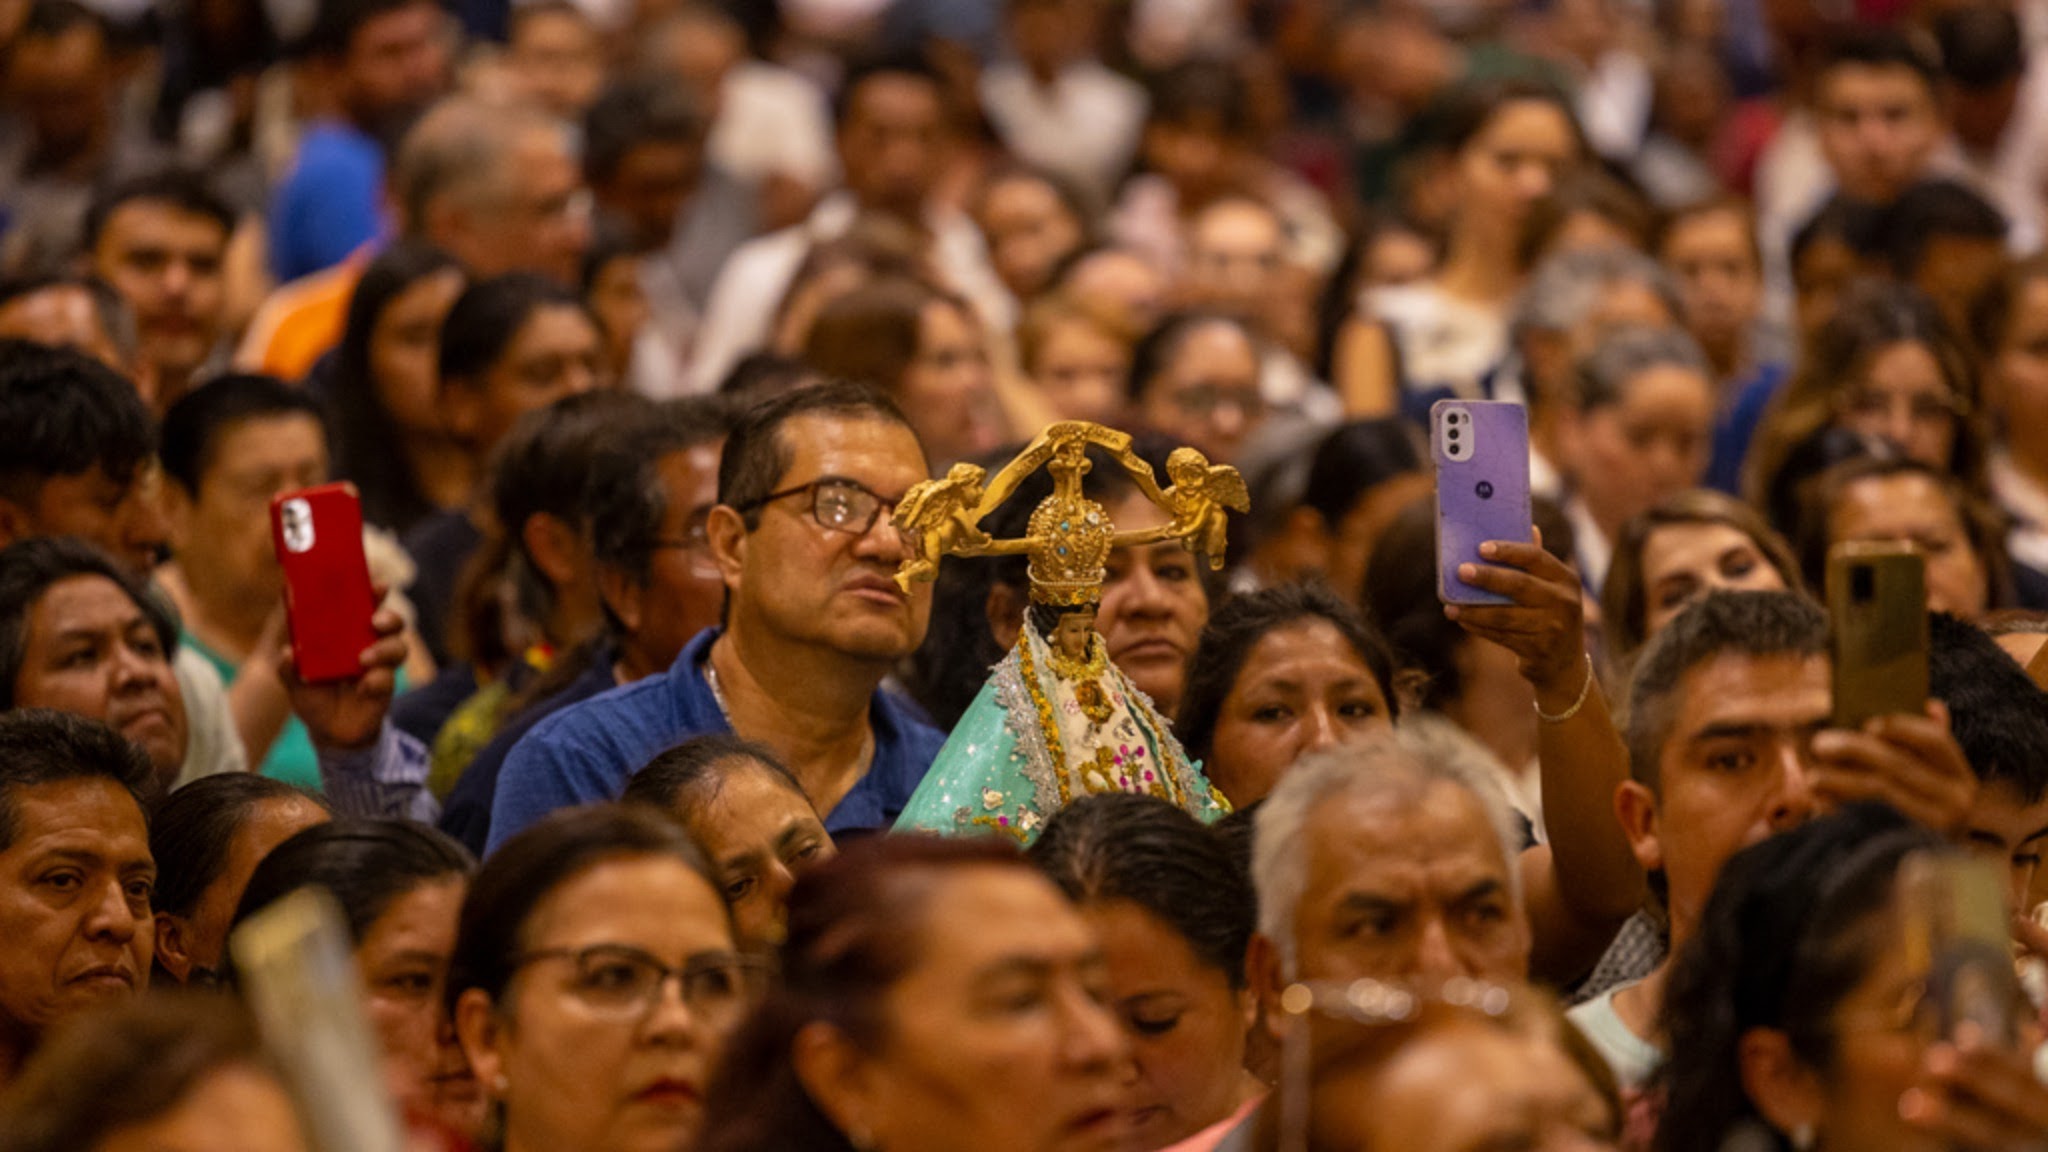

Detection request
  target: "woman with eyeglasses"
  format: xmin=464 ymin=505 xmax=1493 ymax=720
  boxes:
xmin=450 ymin=804 xmax=758 ymax=1152
xmin=699 ymin=835 xmax=1130 ymax=1152
xmin=230 ymin=820 xmax=483 ymax=1143
xmin=1128 ymin=311 xmax=1267 ymax=468
xmin=1746 ymin=280 xmax=1990 ymax=523
xmin=1661 ymin=803 xmax=2048 ymax=1152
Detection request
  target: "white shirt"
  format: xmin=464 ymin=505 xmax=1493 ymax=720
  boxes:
xmin=1567 ymin=987 xmax=1665 ymax=1091
xmin=709 ymin=61 xmax=837 ymax=194
xmin=1565 ymin=494 xmax=1613 ymax=597
xmin=686 ymin=193 xmax=1013 ymax=393
xmin=1370 ymin=282 xmax=1512 ymax=403
xmin=980 ymin=61 xmax=1147 ymax=208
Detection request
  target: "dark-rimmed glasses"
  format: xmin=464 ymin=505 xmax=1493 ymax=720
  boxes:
xmin=738 ymin=478 xmax=905 ymax=537
xmin=511 ymin=944 xmax=767 ymax=1022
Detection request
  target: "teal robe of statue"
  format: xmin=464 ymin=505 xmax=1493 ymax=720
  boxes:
xmin=895 ymin=620 xmax=1228 ymax=845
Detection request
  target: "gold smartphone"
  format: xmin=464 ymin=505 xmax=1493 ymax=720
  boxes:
xmin=1827 ymin=542 xmax=1929 ymax=730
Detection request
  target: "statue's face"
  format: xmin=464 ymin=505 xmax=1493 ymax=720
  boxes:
xmin=1052 ymin=608 xmax=1097 ymax=661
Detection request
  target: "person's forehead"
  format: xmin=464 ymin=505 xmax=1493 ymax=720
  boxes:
xmin=1644 ymin=522 xmax=1757 ymax=574
xmin=1835 ymin=475 xmax=1956 ymax=531
xmin=102 ymin=200 xmax=227 ymax=246
xmin=206 ymin=413 xmax=326 ymax=474
xmin=773 ymin=412 xmax=927 ymax=488
xmin=845 ymin=74 xmax=942 ymax=125
xmin=2 ymin=777 xmax=146 ymax=850
xmin=30 ymin=573 xmax=146 ymax=635
xmin=1669 ymin=650 xmax=1829 ymax=738
xmin=1821 ymin=63 xmax=1936 ymax=106
xmin=1304 ymin=780 xmax=1510 ymax=885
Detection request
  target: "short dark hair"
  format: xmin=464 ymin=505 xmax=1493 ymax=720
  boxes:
xmin=19 ymin=0 xmax=105 ymax=41
xmin=0 ymin=537 xmax=176 ymax=710
xmin=1128 ymin=311 xmax=1253 ymax=401
xmin=438 ymin=273 xmax=591 ymax=385
xmin=1929 ymin=612 xmax=2048 ymax=804
xmin=583 ymin=74 xmax=708 ymax=186
xmin=0 ymin=709 xmax=154 ymax=852
xmin=1146 ymin=59 xmax=1252 ymax=139
xmin=81 ymin=169 xmax=235 ymax=253
xmin=1178 ymin=582 xmax=1400 ymax=770
xmin=717 ymin=380 xmax=916 ymax=530
xmin=624 ymin=734 xmax=805 ymax=813
xmin=1878 ymin=179 xmax=2008 ymax=279
xmin=1624 ymin=590 xmax=1829 ymax=792
xmin=1299 ymin=418 xmax=1424 ymax=528
xmin=1816 ymin=23 xmax=1943 ymax=99
xmin=0 ymin=339 xmax=154 ymax=505
xmin=158 ymin=374 xmax=327 ymax=494
xmin=587 ymin=398 xmax=730 ymax=589
xmin=1029 ymin=793 xmax=1254 ymax=987
xmin=1937 ymin=2 xmax=2026 ymax=89
xmin=446 ymin=805 xmax=718 ymax=1016
xmin=148 ymin=774 xmax=329 ymax=920
xmin=1790 ymin=195 xmax=1883 ymax=275
xmin=297 ymin=0 xmax=440 ymax=58
xmin=231 ymin=819 xmax=473 ymax=947
xmin=833 ymin=52 xmax=945 ymax=129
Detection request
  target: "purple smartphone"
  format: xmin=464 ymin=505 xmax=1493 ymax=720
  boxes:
xmin=1433 ymin=399 xmax=1533 ymax=606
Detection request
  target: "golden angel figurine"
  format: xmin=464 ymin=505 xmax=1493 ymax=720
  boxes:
xmin=891 ymin=423 xmax=1243 ymax=844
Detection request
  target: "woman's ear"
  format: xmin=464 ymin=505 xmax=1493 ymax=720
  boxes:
xmin=455 ymin=988 xmax=508 ymax=1098
xmin=792 ymin=1020 xmax=884 ymax=1146
xmin=1737 ymin=1026 xmax=1825 ymax=1142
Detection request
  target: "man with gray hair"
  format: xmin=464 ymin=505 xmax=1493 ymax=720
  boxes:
xmin=1247 ymin=727 xmax=1531 ymax=994
xmin=1187 ymin=730 xmax=1533 ymax=1151
xmin=238 ymin=95 xmax=593 ymax=376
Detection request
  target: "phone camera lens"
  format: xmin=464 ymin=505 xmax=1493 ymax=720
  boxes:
xmin=1476 ymin=481 xmax=1494 ymax=500
xmin=1448 ymin=428 xmax=1461 ymax=441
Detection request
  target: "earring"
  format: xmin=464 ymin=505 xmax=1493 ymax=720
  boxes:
xmin=1790 ymin=1123 xmax=1815 ymax=1151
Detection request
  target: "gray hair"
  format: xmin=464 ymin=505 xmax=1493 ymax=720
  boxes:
xmin=1513 ymin=246 xmax=1681 ymax=339
xmin=391 ymin=97 xmax=576 ymax=228
xmin=1575 ymin=325 xmax=1712 ymax=411
xmin=1251 ymin=722 xmax=1526 ymax=973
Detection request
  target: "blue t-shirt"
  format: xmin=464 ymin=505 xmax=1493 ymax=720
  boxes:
xmin=487 ymin=629 xmax=945 ymax=852
xmin=269 ymin=121 xmax=386 ymax=283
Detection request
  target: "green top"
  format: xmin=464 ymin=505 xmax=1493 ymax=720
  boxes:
xmin=185 ymin=632 xmax=409 ymax=791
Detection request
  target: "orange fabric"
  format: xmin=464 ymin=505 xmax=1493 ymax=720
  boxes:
xmin=237 ymin=256 xmax=365 ymax=381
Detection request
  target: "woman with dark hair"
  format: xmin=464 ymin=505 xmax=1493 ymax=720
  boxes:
xmin=0 ymin=996 xmax=308 ymax=1152
xmin=311 ymin=241 xmax=468 ymax=535
xmin=1747 ymin=280 xmax=1990 ymax=516
xmin=149 ymin=773 xmax=330 ymax=986
xmin=698 ymin=835 xmax=1128 ymax=1152
xmin=231 ymin=820 xmax=481 ymax=1139
xmin=799 ymin=274 xmax=1007 ymax=469
xmin=1029 ymin=794 xmax=1264 ymax=1149
xmin=1128 ymin=310 xmax=1266 ymax=467
xmin=1659 ymin=803 xmax=2048 ymax=1152
xmin=623 ymin=734 xmax=835 ymax=951
xmin=1599 ymin=489 xmax=1801 ymax=678
xmin=1178 ymin=583 xmax=1400 ymax=807
xmin=1369 ymin=79 xmax=1587 ymax=422
xmin=1795 ymin=455 xmax=2015 ymax=621
xmin=450 ymin=805 xmax=751 ymax=1152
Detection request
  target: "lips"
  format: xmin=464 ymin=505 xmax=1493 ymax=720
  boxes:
xmin=1115 ymin=638 xmax=1183 ymax=663
xmin=68 ymin=964 xmax=135 ymax=991
xmin=1064 ymin=1103 xmax=1127 ymax=1147
xmin=630 ymin=1077 xmax=702 ymax=1108
xmin=842 ymin=573 xmax=909 ymax=606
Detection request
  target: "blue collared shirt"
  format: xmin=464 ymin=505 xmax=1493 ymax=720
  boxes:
xmin=486 ymin=629 xmax=944 ymax=852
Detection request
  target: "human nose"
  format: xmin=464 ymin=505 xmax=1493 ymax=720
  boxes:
xmin=1060 ymin=984 xmax=1127 ymax=1073
xmin=82 ymin=876 xmax=139 ymax=943
xmin=1113 ymin=562 xmax=1172 ymax=619
xmin=638 ymin=971 xmax=702 ymax=1045
xmin=1411 ymin=914 xmax=1463 ymax=984
xmin=1769 ymin=742 xmax=1819 ymax=831
xmin=1299 ymin=702 xmax=1344 ymax=756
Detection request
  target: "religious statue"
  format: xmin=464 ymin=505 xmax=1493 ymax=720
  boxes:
xmin=891 ymin=422 xmax=1247 ymax=844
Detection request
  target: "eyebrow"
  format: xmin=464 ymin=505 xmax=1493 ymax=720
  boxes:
xmin=773 ymin=821 xmax=822 ymax=853
xmin=1688 ymin=718 xmax=1824 ymax=744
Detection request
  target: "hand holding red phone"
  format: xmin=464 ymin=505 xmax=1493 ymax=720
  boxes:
xmin=284 ymin=595 xmax=407 ymax=752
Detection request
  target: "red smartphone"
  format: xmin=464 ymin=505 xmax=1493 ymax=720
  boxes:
xmin=270 ymin=483 xmax=378 ymax=684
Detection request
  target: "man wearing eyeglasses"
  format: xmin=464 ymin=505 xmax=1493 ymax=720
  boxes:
xmin=485 ymin=381 xmax=943 ymax=851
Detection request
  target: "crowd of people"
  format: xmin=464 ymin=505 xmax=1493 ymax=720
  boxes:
xmin=3 ymin=0 xmax=2048 ymax=1148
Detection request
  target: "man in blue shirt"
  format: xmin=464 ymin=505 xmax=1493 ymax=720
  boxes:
xmin=268 ymin=0 xmax=452 ymax=282
xmin=488 ymin=382 xmax=943 ymax=849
